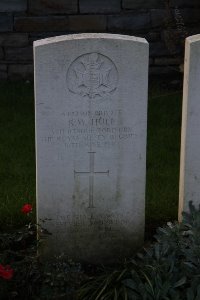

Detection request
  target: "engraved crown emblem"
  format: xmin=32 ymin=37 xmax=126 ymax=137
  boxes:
xmin=67 ymin=52 xmax=118 ymax=99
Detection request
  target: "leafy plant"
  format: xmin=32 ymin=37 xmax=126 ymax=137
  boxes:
xmin=78 ymin=202 xmax=200 ymax=300
xmin=2 ymin=202 xmax=200 ymax=299
xmin=0 ymin=204 xmax=84 ymax=299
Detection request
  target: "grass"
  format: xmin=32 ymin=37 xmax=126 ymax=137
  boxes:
xmin=0 ymin=82 xmax=35 ymax=229
xmin=0 ymin=81 xmax=182 ymax=231
xmin=146 ymin=84 xmax=182 ymax=229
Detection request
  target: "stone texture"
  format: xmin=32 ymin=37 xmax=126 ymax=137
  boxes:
xmin=79 ymin=0 xmax=120 ymax=13
xmin=14 ymin=16 xmax=69 ymax=32
xmin=0 ymin=33 xmax=28 ymax=47
xmin=0 ymin=64 xmax=7 ymax=80
xmin=29 ymin=0 xmax=77 ymax=15
xmin=108 ymin=14 xmax=150 ymax=32
xmin=0 ymin=13 xmax=13 ymax=32
xmin=69 ymin=16 xmax=106 ymax=32
xmin=0 ymin=0 xmax=27 ymax=12
xmin=8 ymin=64 xmax=33 ymax=80
xmin=123 ymin=0 xmax=164 ymax=9
xmin=34 ymin=33 xmax=148 ymax=263
xmin=179 ymin=34 xmax=200 ymax=219
xmin=5 ymin=46 xmax=33 ymax=61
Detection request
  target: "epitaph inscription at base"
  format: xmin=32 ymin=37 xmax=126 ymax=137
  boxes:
xmin=34 ymin=34 xmax=149 ymax=264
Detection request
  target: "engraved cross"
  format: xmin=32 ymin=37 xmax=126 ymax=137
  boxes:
xmin=74 ymin=152 xmax=109 ymax=208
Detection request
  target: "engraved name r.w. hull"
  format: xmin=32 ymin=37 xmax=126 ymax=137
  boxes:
xmin=67 ymin=52 xmax=118 ymax=99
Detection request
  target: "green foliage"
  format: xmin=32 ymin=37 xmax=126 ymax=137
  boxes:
xmin=146 ymin=87 xmax=182 ymax=225
xmin=0 ymin=224 xmax=84 ymax=299
xmin=40 ymin=257 xmax=83 ymax=299
xmin=78 ymin=202 xmax=200 ymax=300
xmin=0 ymin=81 xmax=35 ymax=229
xmin=0 ymin=224 xmax=40 ymax=299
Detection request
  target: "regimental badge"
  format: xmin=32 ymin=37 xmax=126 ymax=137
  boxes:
xmin=67 ymin=52 xmax=118 ymax=99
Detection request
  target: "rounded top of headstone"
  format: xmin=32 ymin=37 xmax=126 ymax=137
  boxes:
xmin=186 ymin=34 xmax=200 ymax=44
xmin=34 ymin=33 xmax=148 ymax=47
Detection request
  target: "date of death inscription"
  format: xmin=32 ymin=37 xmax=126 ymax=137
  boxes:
xmin=41 ymin=109 xmax=136 ymax=149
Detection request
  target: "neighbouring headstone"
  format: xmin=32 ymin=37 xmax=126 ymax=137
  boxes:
xmin=34 ymin=33 xmax=149 ymax=263
xmin=179 ymin=34 xmax=200 ymax=220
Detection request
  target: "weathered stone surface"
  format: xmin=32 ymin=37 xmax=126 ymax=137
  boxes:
xmin=0 ymin=0 xmax=27 ymax=12
xmin=123 ymin=0 xmax=164 ymax=9
xmin=28 ymin=0 xmax=77 ymax=15
xmin=0 ymin=64 xmax=7 ymax=80
xmin=108 ymin=14 xmax=150 ymax=32
xmin=69 ymin=16 xmax=106 ymax=32
xmin=0 ymin=13 xmax=13 ymax=32
xmin=79 ymin=0 xmax=120 ymax=13
xmin=14 ymin=16 xmax=69 ymax=32
xmin=34 ymin=33 xmax=148 ymax=264
xmin=5 ymin=46 xmax=33 ymax=61
xmin=179 ymin=34 xmax=200 ymax=219
xmin=8 ymin=64 xmax=33 ymax=80
xmin=0 ymin=33 xmax=28 ymax=47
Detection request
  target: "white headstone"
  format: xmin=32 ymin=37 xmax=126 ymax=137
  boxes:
xmin=34 ymin=33 xmax=148 ymax=263
xmin=179 ymin=34 xmax=200 ymax=220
